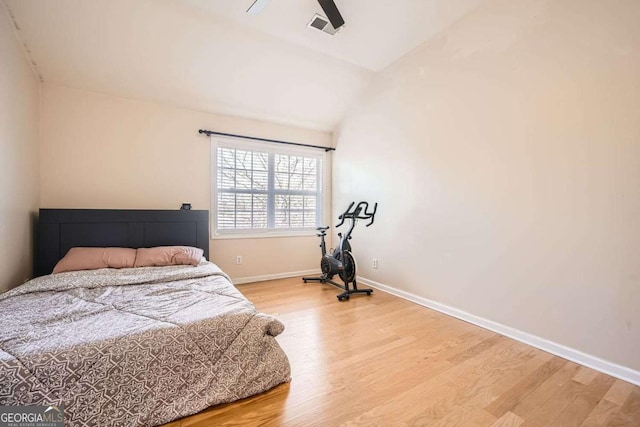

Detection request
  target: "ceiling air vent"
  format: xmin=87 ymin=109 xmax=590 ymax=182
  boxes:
xmin=307 ymin=14 xmax=341 ymax=35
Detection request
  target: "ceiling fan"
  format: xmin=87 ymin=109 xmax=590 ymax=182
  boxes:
xmin=246 ymin=0 xmax=345 ymax=30
xmin=246 ymin=0 xmax=271 ymax=15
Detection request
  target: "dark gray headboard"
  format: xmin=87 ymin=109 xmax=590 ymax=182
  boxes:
xmin=37 ymin=209 xmax=209 ymax=276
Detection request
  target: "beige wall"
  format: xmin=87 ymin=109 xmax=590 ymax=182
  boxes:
xmin=40 ymin=84 xmax=331 ymax=279
xmin=0 ymin=9 xmax=40 ymax=291
xmin=334 ymin=0 xmax=640 ymax=371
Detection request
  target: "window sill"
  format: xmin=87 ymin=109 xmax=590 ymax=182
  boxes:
xmin=211 ymin=230 xmax=319 ymax=240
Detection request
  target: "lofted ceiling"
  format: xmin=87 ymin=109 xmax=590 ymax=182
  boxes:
xmin=4 ymin=0 xmax=484 ymax=131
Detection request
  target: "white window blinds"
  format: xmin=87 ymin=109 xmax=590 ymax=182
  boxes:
xmin=213 ymin=137 xmax=324 ymax=237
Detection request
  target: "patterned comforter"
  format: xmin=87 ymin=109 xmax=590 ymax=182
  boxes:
xmin=0 ymin=262 xmax=291 ymax=426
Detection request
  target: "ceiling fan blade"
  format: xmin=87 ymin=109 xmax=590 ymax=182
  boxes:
xmin=246 ymin=0 xmax=271 ymax=15
xmin=317 ymin=0 xmax=345 ymax=29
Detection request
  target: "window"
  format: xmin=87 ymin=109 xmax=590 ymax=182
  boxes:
xmin=212 ymin=137 xmax=325 ymax=237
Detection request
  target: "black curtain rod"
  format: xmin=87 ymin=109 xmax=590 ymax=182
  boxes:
xmin=198 ymin=129 xmax=335 ymax=152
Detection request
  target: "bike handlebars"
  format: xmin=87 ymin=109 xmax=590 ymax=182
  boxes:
xmin=336 ymin=201 xmax=378 ymax=228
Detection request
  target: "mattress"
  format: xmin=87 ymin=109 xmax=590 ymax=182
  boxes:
xmin=0 ymin=262 xmax=291 ymax=426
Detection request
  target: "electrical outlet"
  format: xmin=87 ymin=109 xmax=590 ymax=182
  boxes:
xmin=372 ymin=258 xmax=378 ymax=269
xmin=236 ymin=255 xmax=243 ymax=265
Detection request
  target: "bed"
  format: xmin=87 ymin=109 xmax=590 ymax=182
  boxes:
xmin=0 ymin=209 xmax=291 ymax=427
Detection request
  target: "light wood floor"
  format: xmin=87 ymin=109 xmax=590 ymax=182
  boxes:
xmin=163 ymin=277 xmax=640 ymax=427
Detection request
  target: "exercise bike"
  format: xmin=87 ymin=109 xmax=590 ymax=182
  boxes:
xmin=303 ymin=201 xmax=378 ymax=301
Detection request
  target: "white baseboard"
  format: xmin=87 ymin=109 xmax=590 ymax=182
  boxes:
xmin=232 ymin=269 xmax=321 ymax=285
xmin=358 ymin=276 xmax=640 ymax=387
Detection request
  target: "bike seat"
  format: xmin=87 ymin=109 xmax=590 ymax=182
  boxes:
xmin=316 ymin=226 xmax=329 ymax=231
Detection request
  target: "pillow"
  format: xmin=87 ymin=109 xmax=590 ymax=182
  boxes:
xmin=134 ymin=246 xmax=204 ymax=268
xmin=53 ymin=247 xmax=137 ymax=274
